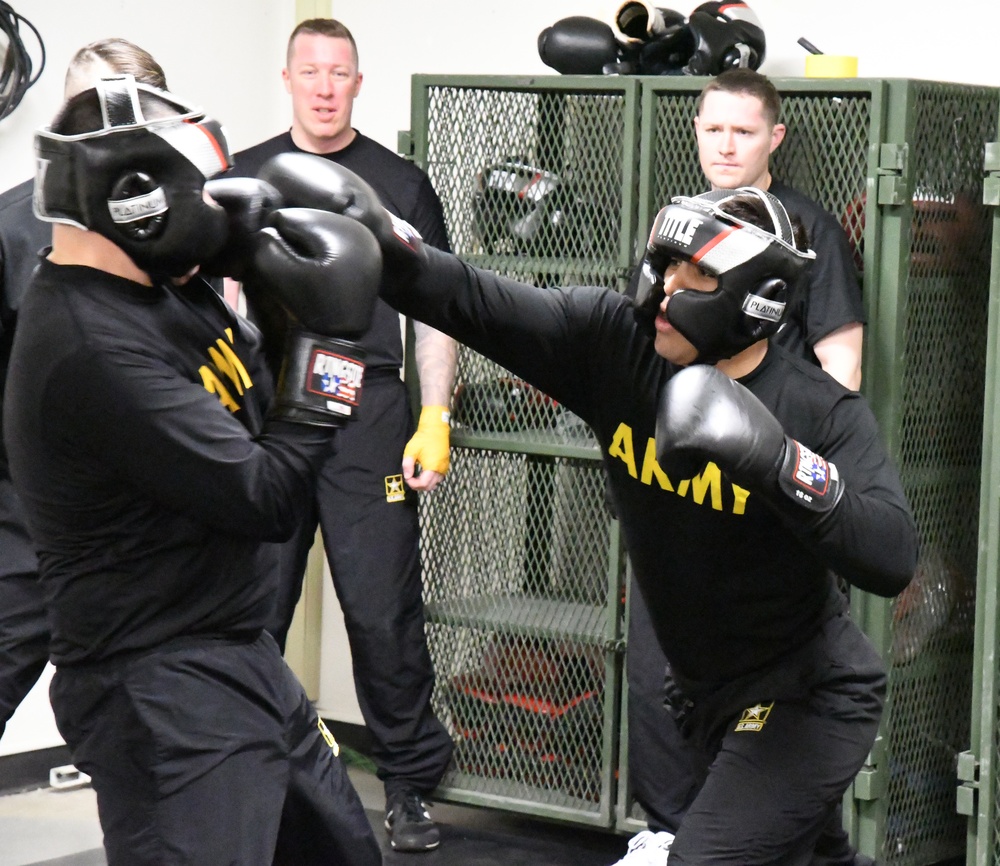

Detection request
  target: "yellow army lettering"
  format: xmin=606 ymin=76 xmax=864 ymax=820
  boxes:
xmin=199 ymin=327 xmax=253 ymax=413
xmin=607 ymin=422 xmax=750 ymax=515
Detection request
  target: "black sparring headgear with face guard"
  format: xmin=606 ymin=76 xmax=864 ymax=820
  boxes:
xmin=33 ymin=75 xmax=233 ymax=277
xmin=683 ymin=1 xmax=766 ymax=75
xmin=635 ymin=186 xmax=815 ymax=364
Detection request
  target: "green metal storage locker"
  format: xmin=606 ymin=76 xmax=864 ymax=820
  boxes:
xmin=403 ymin=74 xmax=1000 ymax=864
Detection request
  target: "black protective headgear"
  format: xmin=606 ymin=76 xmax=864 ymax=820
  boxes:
xmin=471 ymin=159 xmax=600 ymax=256
xmin=683 ymin=1 xmax=766 ymax=75
xmin=33 ymin=75 xmax=232 ymax=277
xmin=636 ymin=186 xmax=814 ymax=364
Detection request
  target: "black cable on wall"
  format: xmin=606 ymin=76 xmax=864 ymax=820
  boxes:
xmin=0 ymin=1 xmax=44 ymax=122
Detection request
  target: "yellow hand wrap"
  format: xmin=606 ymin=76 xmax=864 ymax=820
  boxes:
xmin=403 ymin=405 xmax=451 ymax=475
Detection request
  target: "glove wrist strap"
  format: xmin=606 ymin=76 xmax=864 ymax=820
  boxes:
xmin=272 ymin=328 xmax=366 ymax=427
xmin=775 ymin=436 xmax=844 ymax=513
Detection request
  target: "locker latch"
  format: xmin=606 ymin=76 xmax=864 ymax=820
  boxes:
xmin=852 ymin=735 xmax=886 ymax=801
xmin=982 ymin=142 xmax=1000 ymax=206
xmin=876 ymin=144 xmax=909 ymax=206
xmin=397 ymin=130 xmax=415 ymax=162
xmin=956 ymin=749 xmax=979 ymax=817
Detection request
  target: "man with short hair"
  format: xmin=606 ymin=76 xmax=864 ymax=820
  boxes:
xmin=5 ymin=74 xmax=383 ymax=865
xmin=694 ymin=68 xmax=864 ymax=390
xmin=226 ymin=18 xmax=456 ymax=853
xmin=0 ymin=38 xmax=168 ymax=742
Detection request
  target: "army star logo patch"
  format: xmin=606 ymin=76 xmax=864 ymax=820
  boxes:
xmin=734 ymin=701 xmax=774 ymax=732
xmin=385 ymin=474 xmax=406 ymax=503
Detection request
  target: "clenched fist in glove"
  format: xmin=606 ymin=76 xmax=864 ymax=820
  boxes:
xmin=201 ymin=176 xmax=284 ymax=280
xmin=245 ymin=207 xmax=381 ymax=426
xmin=655 ymin=365 xmax=844 ymax=516
xmin=256 ymin=152 xmax=426 ymax=283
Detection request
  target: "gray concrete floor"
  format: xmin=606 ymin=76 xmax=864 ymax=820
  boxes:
xmin=0 ymin=763 xmax=630 ymax=866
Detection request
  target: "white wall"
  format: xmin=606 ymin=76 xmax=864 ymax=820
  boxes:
xmin=0 ymin=665 xmax=57 ymax=757
xmin=3 ymin=0 xmax=1000 ymax=757
xmin=0 ymin=0 xmax=296 ymax=192
xmin=340 ymin=0 xmax=1000 ymax=156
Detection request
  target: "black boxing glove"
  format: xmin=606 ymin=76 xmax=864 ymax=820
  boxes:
xmin=612 ymin=2 xmax=671 ymax=44
xmin=636 ymin=12 xmax=694 ymax=75
xmin=200 ymin=177 xmax=284 ymax=280
xmin=655 ymin=365 xmax=844 ymax=517
xmin=683 ymin=0 xmax=766 ymax=75
xmin=256 ymin=153 xmax=426 ymax=284
xmin=245 ymin=207 xmax=381 ymax=426
xmin=537 ymin=16 xmax=625 ymax=75
xmin=611 ymin=3 xmax=692 ymax=75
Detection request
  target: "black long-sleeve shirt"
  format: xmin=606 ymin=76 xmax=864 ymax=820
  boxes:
xmin=382 ymin=249 xmax=918 ymax=690
xmin=5 ymin=260 xmax=335 ymax=665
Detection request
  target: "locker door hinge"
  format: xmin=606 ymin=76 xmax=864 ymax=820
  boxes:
xmin=956 ymin=749 xmax=980 ymax=817
xmin=876 ymin=144 xmax=909 ymax=206
xmin=397 ymin=130 xmax=415 ymax=161
xmin=852 ymin=735 xmax=886 ymax=801
xmin=603 ymin=638 xmax=627 ymax=655
xmin=983 ymin=142 xmax=1000 ymax=206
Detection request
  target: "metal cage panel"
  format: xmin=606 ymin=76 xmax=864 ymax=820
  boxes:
xmin=407 ymin=75 xmax=1000 ymax=863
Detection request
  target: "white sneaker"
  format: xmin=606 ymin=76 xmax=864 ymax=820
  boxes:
xmin=610 ymin=829 xmax=675 ymax=865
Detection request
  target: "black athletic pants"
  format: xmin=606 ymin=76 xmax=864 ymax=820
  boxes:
xmin=266 ymin=374 xmax=453 ymax=798
xmin=0 ymin=476 xmax=48 ymax=739
xmin=51 ymin=631 xmax=382 ymax=866
xmin=629 ymin=588 xmax=885 ymax=865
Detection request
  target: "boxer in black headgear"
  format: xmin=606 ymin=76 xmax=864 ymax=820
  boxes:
xmin=0 ymin=39 xmax=171 ymax=749
xmin=5 ymin=74 xmax=384 ymax=866
xmin=271 ymin=158 xmax=917 ymax=866
xmin=634 ymin=186 xmax=814 ymax=364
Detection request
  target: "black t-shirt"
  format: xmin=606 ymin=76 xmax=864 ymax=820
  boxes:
xmin=228 ymin=130 xmax=450 ymax=371
xmin=4 ymin=260 xmax=338 ymax=664
xmin=382 ymin=249 xmax=918 ymax=690
xmin=767 ymin=179 xmax=865 ymax=362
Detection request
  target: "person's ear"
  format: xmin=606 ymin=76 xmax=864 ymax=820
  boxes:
xmin=770 ymin=122 xmax=786 ymax=153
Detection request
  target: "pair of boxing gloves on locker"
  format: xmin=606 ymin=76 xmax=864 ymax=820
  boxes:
xmin=218 ymin=154 xmax=842 ymax=519
xmin=537 ymin=1 xmax=766 ymax=77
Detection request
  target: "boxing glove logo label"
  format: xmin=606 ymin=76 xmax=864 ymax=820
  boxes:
xmin=308 ymin=349 xmax=364 ymax=410
xmin=389 ymin=213 xmax=423 ymax=252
